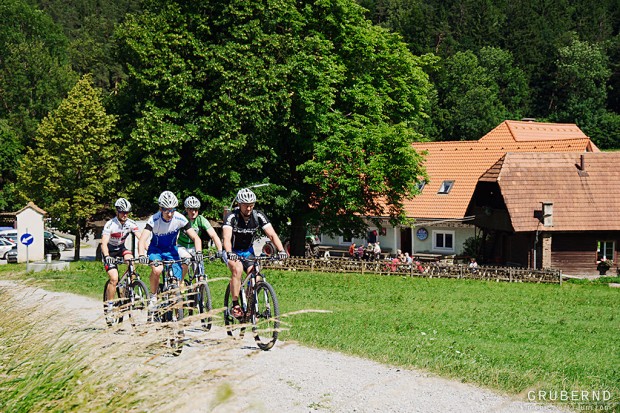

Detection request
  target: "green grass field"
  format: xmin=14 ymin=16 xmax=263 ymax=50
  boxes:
xmin=1 ymin=261 xmax=618 ymax=411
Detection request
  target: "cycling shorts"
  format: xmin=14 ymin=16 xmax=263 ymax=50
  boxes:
xmin=103 ymin=245 xmax=132 ymax=271
xmin=232 ymin=248 xmax=255 ymax=271
xmin=148 ymin=246 xmax=182 ymax=280
xmin=178 ymin=246 xmax=196 ymax=260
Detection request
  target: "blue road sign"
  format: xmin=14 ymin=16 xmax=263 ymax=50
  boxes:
xmin=20 ymin=233 xmax=33 ymax=246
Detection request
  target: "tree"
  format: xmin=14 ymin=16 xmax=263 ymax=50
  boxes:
xmin=431 ymin=50 xmax=506 ymax=141
xmin=115 ymin=0 xmax=432 ymax=255
xmin=16 ymin=75 xmax=119 ymax=260
xmin=0 ymin=0 xmax=76 ymax=211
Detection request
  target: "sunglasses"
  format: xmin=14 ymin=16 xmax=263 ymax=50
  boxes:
xmin=161 ymin=208 xmax=176 ymax=213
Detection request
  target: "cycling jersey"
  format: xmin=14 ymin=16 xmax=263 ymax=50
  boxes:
xmin=145 ymin=211 xmax=191 ymax=251
xmin=177 ymin=215 xmax=212 ymax=248
xmin=102 ymin=217 xmax=140 ymax=252
xmin=223 ymin=208 xmax=271 ymax=251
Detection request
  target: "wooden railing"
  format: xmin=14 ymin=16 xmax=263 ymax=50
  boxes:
xmin=263 ymin=257 xmax=562 ymax=284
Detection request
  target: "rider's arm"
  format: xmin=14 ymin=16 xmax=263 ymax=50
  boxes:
xmin=101 ymin=233 xmax=111 ymax=257
xmin=222 ymin=225 xmax=233 ymax=253
xmin=186 ymin=228 xmax=202 ymax=252
xmin=138 ymin=227 xmax=152 ymax=257
xmin=263 ymin=224 xmax=285 ymax=252
xmin=206 ymin=227 xmax=223 ymax=252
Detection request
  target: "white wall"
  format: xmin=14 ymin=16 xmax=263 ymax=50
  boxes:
xmin=16 ymin=207 xmax=45 ymax=262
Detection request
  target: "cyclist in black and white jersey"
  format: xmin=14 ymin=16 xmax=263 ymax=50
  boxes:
xmin=223 ymin=188 xmax=287 ymax=319
xmin=101 ymin=198 xmax=141 ymax=315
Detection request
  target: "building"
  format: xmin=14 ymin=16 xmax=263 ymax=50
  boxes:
xmin=320 ymin=120 xmax=599 ymax=260
xmin=469 ymin=152 xmax=620 ymax=276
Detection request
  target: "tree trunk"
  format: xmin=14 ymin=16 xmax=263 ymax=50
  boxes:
xmin=74 ymin=225 xmax=81 ymax=261
xmin=289 ymin=214 xmax=306 ymax=258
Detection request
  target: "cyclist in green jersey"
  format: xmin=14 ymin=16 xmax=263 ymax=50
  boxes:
xmin=178 ymin=196 xmax=225 ymax=278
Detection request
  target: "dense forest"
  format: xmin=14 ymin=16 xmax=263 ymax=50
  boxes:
xmin=1 ymin=0 xmax=619 ymax=254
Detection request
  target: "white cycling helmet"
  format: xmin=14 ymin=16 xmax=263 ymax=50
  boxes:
xmin=114 ymin=197 xmax=131 ymax=212
xmin=236 ymin=188 xmax=256 ymax=204
xmin=184 ymin=196 xmax=201 ymax=209
xmin=158 ymin=191 xmax=179 ymax=208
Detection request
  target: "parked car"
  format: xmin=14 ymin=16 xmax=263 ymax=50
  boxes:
xmin=0 ymin=237 xmax=16 ymax=260
xmin=5 ymin=238 xmax=60 ymax=263
xmin=44 ymin=231 xmax=74 ymax=251
xmin=6 ymin=249 xmax=17 ymax=263
xmin=0 ymin=230 xmax=17 ymax=244
xmin=44 ymin=237 xmax=61 ymax=260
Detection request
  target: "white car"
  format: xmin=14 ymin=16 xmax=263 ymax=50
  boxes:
xmin=0 ymin=237 xmax=16 ymax=260
xmin=44 ymin=231 xmax=74 ymax=251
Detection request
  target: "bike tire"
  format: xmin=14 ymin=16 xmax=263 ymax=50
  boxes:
xmin=103 ymin=280 xmax=125 ymax=327
xmin=197 ymin=282 xmax=213 ymax=332
xmin=252 ymin=281 xmax=280 ymax=350
xmin=161 ymin=285 xmax=185 ymax=356
xmin=223 ymin=283 xmax=245 ymax=339
xmin=128 ymin=278 xmax=149 ymax=327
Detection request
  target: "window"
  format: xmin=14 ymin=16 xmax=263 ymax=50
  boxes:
xmin=433 ymin=230 xmax=454 ymax=252
xmin=416 ymin=180 xmax=426 ymax=192
xmin=597 ymin=241 xmax=615 ymax=261
xmin=438 ymin=180 xmax=454 ymax=194
xmin=338 ymin=235 xmax=353 ymax=245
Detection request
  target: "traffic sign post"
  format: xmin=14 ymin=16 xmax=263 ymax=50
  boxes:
xmin=20 ymin=232 xmax=33 ymax=264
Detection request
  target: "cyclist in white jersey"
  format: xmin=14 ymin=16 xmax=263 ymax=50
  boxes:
xmin=138 ymin=191 xmax=203 ymax=307
xmin=101 ymin=198 xmax=141 ymax=315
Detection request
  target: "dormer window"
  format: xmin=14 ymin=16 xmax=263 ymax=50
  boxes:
xmin=438 ymin=180 xmax=454 ymax=194
xmin=416 ymin=180 xmax=426 ymax=192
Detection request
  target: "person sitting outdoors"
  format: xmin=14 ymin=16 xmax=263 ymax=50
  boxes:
xmin=348 ymin=243 xmax=356 ymax=259
xmin=469 ymin=257 xmax=479 ymax=273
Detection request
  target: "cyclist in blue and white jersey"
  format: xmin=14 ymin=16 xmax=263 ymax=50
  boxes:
xmin=138 ymin=191 xmax=202 ymax=308
xmin=223 ymin=188 xmax=287 ymax=319
xmin=101 ymin=198 xmax=141 ymax=315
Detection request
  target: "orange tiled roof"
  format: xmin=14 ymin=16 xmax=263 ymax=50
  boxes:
xmin=481 ymin=152 xmax=620 ymax=232
xmin=406 ymin=120 xmax=598 ymax=219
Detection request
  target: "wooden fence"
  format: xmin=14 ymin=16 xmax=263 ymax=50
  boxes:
xmin=263 ymin=257 xmax=562 ymax=284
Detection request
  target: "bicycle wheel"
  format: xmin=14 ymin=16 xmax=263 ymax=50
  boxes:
xmin=197 ymin=282 xmax=213 ymax=331
xmin=127 ymin=278 xmax=149 ymax=327
xmin=161 ymin=285 xmax=185 ymax=356
xmin=253 ymin=281 xmax=280 ymax=350
xmin=103 ymin=280 xmax=124 ymax=327
xmin=223 ymin=284 xmax=245 ymax=339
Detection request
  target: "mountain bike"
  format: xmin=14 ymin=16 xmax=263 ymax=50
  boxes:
xmin=182 ymin=255 xmax=213 ymax=332
xmin=102 ymin=257 xmax=149 ymax=328
xmin=151 ymin=259 xmax=185 ymax=356
xmin=223 ymin=256 xmax=280 ymax=350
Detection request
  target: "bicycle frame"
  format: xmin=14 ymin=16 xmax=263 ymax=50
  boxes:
xmin=103 ymin=257 xmax=149 ymax=328
xmin=224 ymin=256 xmax=280 ymax=350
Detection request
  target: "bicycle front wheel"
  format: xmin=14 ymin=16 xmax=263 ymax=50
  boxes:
xmin=161 ymin=286 xmax=185 ymax=356
xmin=252 ymin=281 xmax=280 ymax=351
xmin=128 ymin=278 xmax=149 ymax=327
xmin=103 ymin=280 xmax=124 ymax=327
xmin=197 ymin=282 xmax=213 ymax=332
xmin=223 ymin=284 xmax=245 ymax=339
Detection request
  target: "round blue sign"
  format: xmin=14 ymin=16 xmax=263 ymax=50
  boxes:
xmin=20 ymin=233 xmax=34 ymax=246
xmin=416 ymin=227 xmax=428 ymax=241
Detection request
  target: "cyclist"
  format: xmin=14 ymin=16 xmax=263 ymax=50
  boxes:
xmin=177 ymin=195 xmax=226 ymax=278
xmin=137 ymin=191 xmax=203 ymax=309
xmin=101 ymin=198 xmax=141 ymax=317
xmin=223 ymin=187 xmax=287 ymax=319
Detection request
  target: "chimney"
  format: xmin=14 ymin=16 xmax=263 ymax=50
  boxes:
xmin=577 ymin=154 xmax=589 ymax=177
xmin=542 ymin=202 xmax=553 ymax=227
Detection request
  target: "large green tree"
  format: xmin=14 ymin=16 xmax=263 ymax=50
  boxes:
xmin=116 ymin=0 xmax=431 ymax=254
xmin=16 ymin=75 xmax=119 ymax=260
xmin=0 ymin=0 xmax=76 ymax=210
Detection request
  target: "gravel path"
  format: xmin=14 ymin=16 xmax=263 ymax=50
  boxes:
xmin=1 ymin=280 xmax=569 ymax=413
